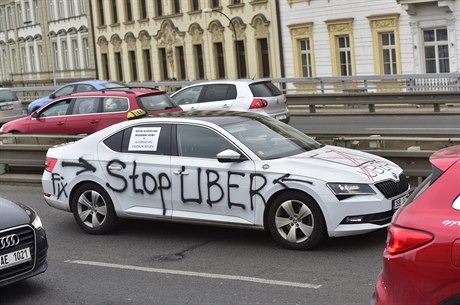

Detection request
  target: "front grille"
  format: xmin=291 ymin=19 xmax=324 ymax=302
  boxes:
xmin=375 ymin=174 xmax=409 ymax=199
xmin=0 ymin=225 xmax=36 ymax=281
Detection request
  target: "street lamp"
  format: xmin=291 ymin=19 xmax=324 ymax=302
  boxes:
xmin=203 ymin=8 xmax=241 ymax=79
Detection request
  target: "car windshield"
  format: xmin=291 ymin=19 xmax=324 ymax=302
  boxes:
xmin=137 ymin=93 xmax=179 ymax=111
xmin=220 ymin=117 xmax=322 ymax=160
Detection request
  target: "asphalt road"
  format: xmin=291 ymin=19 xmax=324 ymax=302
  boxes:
xmin=0 ymin=183 xmax=386 ymax=305
xmin=289 ymin=114 xmax=460 ymax=136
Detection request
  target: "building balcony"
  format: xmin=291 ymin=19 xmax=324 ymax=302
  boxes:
xmin=397 ymin=0 xmax=454 ymax=14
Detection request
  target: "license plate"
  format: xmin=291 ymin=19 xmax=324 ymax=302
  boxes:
xmin=392 ymin=195 xmax=408 ymax=211
xmin=0 ymin=105 xmax=13 ymax=110
xmin=0 ymin=247 xmax=31 ymax=270
xmin=276 ymin=114 xmax=287 ymax=120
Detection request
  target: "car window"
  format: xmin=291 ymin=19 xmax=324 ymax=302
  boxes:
xmin=120 ymin=124 xmax=171 ymax=155
xmin=72 ymin=97 xmax=100 ymax=114
xmin=39 ymin=99 xmax=71 ymax=117
xmin=176 ymin=124 xmax=237 ymax=159
xmin=103 ymin=97 xmax=129 ymax=112
xmin=0 ymin=90 xmax=18 ymax=102
xmin=103 ymin=81 xmax=126 ymax=88
xmin=203 ymin=84 xmax=236 ymax=102
xmin=54 ymin=85 xmax=74 ymax=98
xmin=137 ymin=93 xmax=178 ymax=111
xmin=249 ymin=82 xmax=282 ymax=97
xmin=75 ymin=84 xmax=95 ymax=92
xmin=171 ymin=86 xmax=203 ymax=105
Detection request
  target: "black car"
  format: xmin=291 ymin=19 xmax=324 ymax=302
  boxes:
xmin=0 ymin=197 xmax=48 ymax=287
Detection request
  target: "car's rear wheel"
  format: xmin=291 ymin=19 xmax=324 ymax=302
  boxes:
xmin=267 ymin=191 xmax=326 ymax=250
xmin=71 ymin=183 xmax=117 ymax=234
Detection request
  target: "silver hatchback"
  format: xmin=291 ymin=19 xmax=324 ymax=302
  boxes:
xmin=170 ymin=80 xmax=290 ymax=123
xmin=0 ymin=88 xmax=23 ymax=124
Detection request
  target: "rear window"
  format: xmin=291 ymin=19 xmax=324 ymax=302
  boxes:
xmin=137 ymin=93 xmax=178 ymax=111
xmin=0 ymin=90 xmax=18 ymax=102
xmin=404 ymin=166 xmax=444 ymax=206
xmin=249 ymin=82 xmax=282 ymax=97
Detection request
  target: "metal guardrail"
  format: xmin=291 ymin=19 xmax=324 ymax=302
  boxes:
xmin=2 ymin=134 xmax=458 ymax=186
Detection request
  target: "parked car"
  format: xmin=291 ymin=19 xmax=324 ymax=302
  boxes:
xmin=42 ymin=111 xmax=408 ymax=250
xmin=373 ymin=145 xmax=460 ymax=305
xmin=170 ymin=80 xmax=290 ymax=123
xmin=0 ymin=196 xmax=48 ymax=287
xmin=27 ymin=80 xmax=127 ymax=114
xmin=0 ymin=88 xmax=24 ymax=124
xmin=0 ymin=87 xmax=182 ymax=134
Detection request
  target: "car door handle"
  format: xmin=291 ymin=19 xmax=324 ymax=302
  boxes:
xmin=90 ymin=120 xmax=99 ymax=124
xmin=108 ymin=165 xmax=123 ymax=171
xmin=190 ymin=107 xmax=197 ymax=111
xmin=56 ymin=122 xmax=65 ymax=126
xmin=173 ymin=170 xmax=189 ymax=175
xmin=222 ymin=104 xmax=229 ymax=108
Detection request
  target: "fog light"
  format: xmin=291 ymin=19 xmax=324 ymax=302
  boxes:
xmin=345 ymin=216 xmax=364 ymax=223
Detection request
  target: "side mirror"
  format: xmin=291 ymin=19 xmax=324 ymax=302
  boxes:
xmin=31 ymin=111 xmax=39 ymax=119
xmin=217 ymin=149 xmax=247 ymax=163
xmin=49 ymin=93 xmax=56 ymax=99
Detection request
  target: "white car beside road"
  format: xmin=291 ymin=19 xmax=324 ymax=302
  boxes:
xmin=170 ymin=80 xmax=290 ymax=123
xmin=42 ymin=111 xmax=409 ymax=250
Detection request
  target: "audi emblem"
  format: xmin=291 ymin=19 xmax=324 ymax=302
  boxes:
xmin=0 ymin=234 xmax=20 ymax=250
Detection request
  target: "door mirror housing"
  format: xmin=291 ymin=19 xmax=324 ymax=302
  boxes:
xmin=31 ymin=111 xmax=39 ymax=119
xmin=217 ymin=149 xmax=247 ymax=163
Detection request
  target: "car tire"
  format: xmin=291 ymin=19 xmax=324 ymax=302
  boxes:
xmin=71 ymin=183 xmax=117 ymax=234
xmin=267 ymin=191 xmax=326 ymax=250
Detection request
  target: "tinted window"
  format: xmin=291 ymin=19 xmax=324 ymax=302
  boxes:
xmin=176 ymin=124 xmax=237 ymax=159
xmin=121 ymin=124 xmax=171 ymax=155
xmin=249 ymin=82 xmax=282 ymax=97
xmin=203 ymin=84 xmax=236 ymax=102
xmin=0 ymin=90 xmax=17 ymax=102
xmin=137 ymin=93 xmax=178 ymax=111
xmin=39 ymin=99 xmax=71 ymax=117
xmin=72 ymin=97 xmax=101 ymax=114
xmin=54 ymin=85 xmax=74 ymax=98
xmin=103 ymin=130 xmax=124 ymax=152
xmin=103 ymin=97 xmax=129 ymax=112
xmin=171 ymin=86 xmax=203 ymax=105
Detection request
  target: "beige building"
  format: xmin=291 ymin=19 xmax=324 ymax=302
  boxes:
xmin=92 ymin=0 xmax=283 ymax=83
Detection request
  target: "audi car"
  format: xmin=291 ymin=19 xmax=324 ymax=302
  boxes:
xmin=42 ymin=111 xmax=408 ymax=250
xmin=0 ymin=197 xmax=48 ymax=287
xmin=373 ymin=145 xmax=460 ymax=305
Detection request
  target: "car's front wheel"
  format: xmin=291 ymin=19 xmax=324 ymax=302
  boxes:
xmin=267 ymin=191 xmax=326 ymax=250
xmin=71 ymin=183 xmax=117 ymax=234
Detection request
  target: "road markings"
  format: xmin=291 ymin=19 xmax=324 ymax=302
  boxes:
xmin=65 ymin=259 xmax=322 ymax=289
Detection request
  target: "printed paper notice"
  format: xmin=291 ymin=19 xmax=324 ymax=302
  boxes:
xmin=128 ymin=127 xmax=161 ymax=151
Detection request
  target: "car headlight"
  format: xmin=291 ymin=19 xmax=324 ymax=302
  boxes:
xmin=327 ymin=183 xmax=376 ymax=196
xmin=32 ymin=214 xmax=43 ymax=229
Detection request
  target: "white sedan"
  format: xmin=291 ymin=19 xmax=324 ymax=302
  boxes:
xmin=42 ymin=111 xmax=409 ymax=250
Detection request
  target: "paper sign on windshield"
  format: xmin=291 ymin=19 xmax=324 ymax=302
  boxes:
xmin=128 ymin=127 xmax=161 ymax=151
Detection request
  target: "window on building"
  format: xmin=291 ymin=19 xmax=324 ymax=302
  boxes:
xmin=68 ymin=0 xmax=75 ymax=17
xmin=2 ymin=49 xmax=10 ymax=74
xmin=79 ymin=0 xmax=86 ymax=14
xmin=176 ymin=46 xmax=186 ymax=80
xmin=52 ymin=41 xmax=60 ymax=70
xmin=58 ymin=0 xmax=65 ymax=18
xmin=173 ymin=0 xmax=181 ymax=14
xmin=139 ymin=0 xmax=147 ymax=19
xmin=129 ymin=50 xmax=137 ymax=81
xmin=83 ymin=37 xmax=90 ymax=68
xmin=111 ymin=0 xmax=118 ymax=23
xmin=29 ymin=46 xmax=36 ymax=72
xmin=232 ymin=0 xmax=241 ymax=4
xmin=7 ymin=6 xmax=13 ymax=29
xmin=38 ymin=45 xmax=44 ymax=71
xmin=258 ymin=38 xmax=270 ymax=78
xmin=424 ymin=28 xmax=450 ymax=73
xmin=101 ymin=53 xmax=109 ymax=79
xmin=191 ymin=0 xmax=199 ymax=11
xmin=126 ymin=0 xmax=133 ymax=22
xmin=236 ymin=40 xmax=246 ymax=78
xmin=48 ymin=0 xmax=55 ymax=21
xmin=214 ymin=42 xmax=225 ymax=79
xmin=337 ymin=35 xmax=352 ymax=76
xmin=194 ymin=44 xmax=205 ymax=79
xmin=33 ymin=0 xmax=39 ymax=22
xmin=0 ymin=10 xmax=4 ymax=31
xmin=11 ymin=48 xmax=17 ymax=73
xmin=381 ymin=32 xmax=397 ymax=75
xmin=21 ymin=46 xmax=27 ymax=73
xmin=62 ymin=40 xmax=69 ymax=69
xmin=143 ymin=49 xmax=152 ymax=80
xmin=155 ymin=0 xmax=163 ymax=17
xmin=159 ymin=47 xmax=168 ymax=80
xmin=17 ymin=4 xmax=23 ymax=26
xmin=211 ymin=0 xmax=220 ymax=8
xmin=115 ymin=51 xmax=123 ymax=81
xmin=299 ymin=39 xmax=312 ymax=77
xmin=25 ymin=2 xmax=31 ymax=23
xmin=72 ymin=39 xmax=80 ymax=69
xmin=98 ymin=0 xmax=105 ymax=26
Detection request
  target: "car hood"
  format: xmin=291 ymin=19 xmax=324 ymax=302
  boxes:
xmin=273 ymin=145 xmax=403 ymax=184
xmin=0 ymin=197 xmax=31 ymax=229
xmin=1 ymin=115 xmax=31 ymax=132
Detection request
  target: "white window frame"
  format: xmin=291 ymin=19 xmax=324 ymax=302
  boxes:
xmin=299 ymin=38 xmax=312 ymax=78
xmin=58 ymin=0 xmax=65 ymax=18
xmin=423 ymin=27 xmax=450 ymax=73
xmin=2 ymin=49 xmax=10 ymax=75
xmin=16 ymin=4 xmax=23 ymax=26
xmin=33 ymin=0 xmax=39 ymax=23
xmin=10 ymin=48 xmax=17 ymax=73
xmin=38 ymin=44 xmax=44 ymax=71
xmin=0 ymin=9 xmax=4 ymax=31
xmin=380 ymin=32 xmax=397 ymax=75
xmin=25 ymin=1 xmax=31 ymax=23
xmin=7 ymin=6 xmax=13 ymax=29
xmin=337 ymin=35 xmax=352 ymax=76
xmin=29 ymin=45 xmax=36 ymax=72
xmin=62 ymin=40 xmax=69 ymax=69
xmin=68 ymin=0 xmax=75 ymax=17
xmin=52 ymin=41 xmax=60 ymax=70
xmin=82 ymin=37 xmax=90 ymax=68
xmin=79 ymin=0 xmax=86 ymax=14
xmin=72 ymin=38 xmax=80 ymax=69
xmin=49 ymin=0 xmax=55 ymax=20
xmin=21 ymin=46 xmax=28 ymax=73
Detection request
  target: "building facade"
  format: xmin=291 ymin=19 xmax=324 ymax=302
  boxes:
xmin=280 ymin=0 xmax=459 ymax=78
xmin=91 ymin=0 xmax=283 ymax=83
xmin=0 ymin=0 xmax=96 ymax=87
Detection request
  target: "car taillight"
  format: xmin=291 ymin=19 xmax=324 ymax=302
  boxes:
xmin=386 ymin=225 xmax=433 ymax=255
xmin=249 ymin=99 xmax=268 ymax=109
xmin=45 ymin=157 xmax=58 ymax=172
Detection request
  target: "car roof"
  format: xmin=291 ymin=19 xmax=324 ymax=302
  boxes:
xmin=59 ymin=87 xmax=166 ymax=98
xmin=147 ymin=110 xmax=274 ymax=125
xmin=182 ymin=79 xmax=273 ymax=86
xmin=66 ymin=80 xmax=124 ymax=85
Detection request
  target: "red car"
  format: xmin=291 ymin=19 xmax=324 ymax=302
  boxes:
xmin=374 ymin=145 xmax=460 ymax=305
xmin=0 ymin=87 xmax=182 ymax=134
